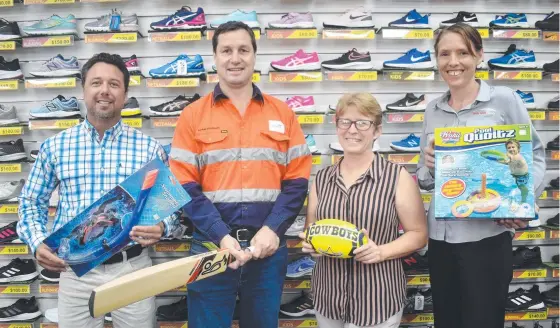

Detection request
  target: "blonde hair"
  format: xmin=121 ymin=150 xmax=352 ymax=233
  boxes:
xmin=335 ymin=93 xmax=382 ymax=126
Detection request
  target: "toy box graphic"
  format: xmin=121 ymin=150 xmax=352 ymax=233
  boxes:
xmin=44 ymin=158 xmax=191 ymax=277
xmin=434 ymin=124 xmax=535 ymax=220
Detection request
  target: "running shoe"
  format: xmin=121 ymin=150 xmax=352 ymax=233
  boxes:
xmin=122 ymin=97 xmax=140 ymax=117
xmin=29 ymin=55 xmax=80 ymax=78
xmin=22 ymin=14 xmax=77 ymax=36
xmin=322 ymin=7 xmax=374 ymax=28
xmin=39 ymin=269 xmax=60 ymax=283
xmin=542 ymin=285 xmax=559 ymax=306
xmin=0 ymin=258 xmax=38 ymax=283
xmin=305 ymin=135 xmax=319 ymax=154
xmin=150 ymin=7 xmax=206 ymax=30
xmin=149 ymin=94 xmax=200 ymax=116
xmin=402 ymin=251 xmax=429 ymax=271
xmin=0 ymin=18 xmax=21 ymax=41
xmin=515 ymin=90 xmax=535 ymax=109
xmin=0 ymin=57 xmax=23 ymax=80
xmin=548 ymin=96 xmax=559 ymax=110
xmin=440 ymin=11 xmax=479 ymax=27
xmin=543 ymin=59 xmax=559 ymax=73
xmin=209 ymin=10 xmax=260 ymax=28
xmin=0 ymin=297 xmax=42 ymax=322
xmin=549 ymin=177 xmax=560 ymax=189
xmin=390 ymin=134 xmax=421 ymax=151
xmin=383 ymin=49 xmax=433 ymax=70
xmin=386 ymin=93 xmax=426 ymax=111
xmin=536 ymin=12 xmax=559 ymax=31
xmin=490 ymin=13 xmax=530 ymax=28
xmin=0 ymin=180 xmax=24 ymax=202
xmin=286 ymin=256 xmax=315 ymax=278
xmin=286 ymin=96 xmax=316 ymax=113
xmin=280 ymin=292 xmax=314 ymax=317
xmin=30 ymin=150 xmax=38 ymax=161
xmin=122 ymin=55 xmax=141 ymax=75
xmin=488 ymin=44 xmax=536 ymax=69
xmin=156 ymin=297 xmax=188 ymax=321
xmin=321 ymin=48 xmax=373 ymax=70
xmin=269 ymin=12 xmax=314 ymax=29
xmin=547 ymin=137 xmax=559 ymax=151
xmin=30 ymin=96 xmax=80 ymax=119
xmin=149 ymin=54 xmax=204 ymax=78
xmin=270 ymin=49 xmax=320 ymax=71
xmin=285 ymin=216 xmax=306 ymax=236
xmin=0 ymin=139 xmax=26 ymax=162
xmin=84 ymin=10 xmax=139 ymax=33
xmin=506 ymin=285 xmax=545 ymax=312
xmin=512 ymin=246 xmax=543 ymax=269
xmin=388 ymin=9 xmax=430 ymax=28
xmin=0 ymin=105 xmax=19 ymax=126
xmin=0 ymin=221 xmax=20 ymax=244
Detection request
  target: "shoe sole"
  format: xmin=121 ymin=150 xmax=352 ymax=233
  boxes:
xmin=488 ymin=62 xmax=537 ymax=69
xmin=286 ymin=270 xmax=313 ymax=278
xmin=151 ymin=24 xmax=206 ymax=30
xmin=323 ymin=22 xmax=375 ymax=28
xmin=386 ymin=105 xmax=426 ymax=111
xmin=23 ymin=29 xmax=77 ymax=36
xmin=0 ymin=272 xmax=38 ymax=283
xmin=383 ymin=62 xmax=433 ymax=69
xmin=268 ymin=22 xmax=315 ymax=29
xmin=85 ymin=25 xmax=139 ymax=33
xmin=0 ymin=70 xmax=23 ymax=80
xmin=0 ymin=311 xmax=42 ymax=322
xmin=389 ymin=23 xmax=430 ymax=28
xmin=322 ymin=62 xmax=374 ymax=70
xmin=0 ymin=119 xmax=20 ymax=126
xmin=440 ymin=22 xmax=479 ymax=27
xmin=149 ymin=72 xmax=205 ymax=78
xmin=390 ymin=144 xmax=420 ymax=152
xmin=491 ymin=23 xmax=530 ymax=28
xmin=122 ymin=108 xmax=141 ymax=116
xmin=0 ymin=153 xmax=26 ymax=162
xmin=29 ymin=69 xmax=81 ymax=78
xmin=149 ymin=110 xmax=182 ymax=117
xmin=210 ymin=21 xmax=260 ymax=29
xmin=290 ymin=105 xmax=315 ymax=112
xmin=279 ymin=309 xmax=315 ymax=317
xmin=270 ymin=62 xmax=321 ymax=71
xmin=30 ymin=111 xmax=80 ymax=118
xmin=0 ymin=34 xmax=21 ymax=41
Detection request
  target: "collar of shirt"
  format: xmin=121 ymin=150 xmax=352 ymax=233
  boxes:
xmin=211 ymin=83 xmax=264 ymax=106
xmin=327 ymin=153 xmax=382 ymax=184
xmin=83 ymin=118 xmax=124 ymax=143
xmin=435 ymin=79 xmax=491 ymax=113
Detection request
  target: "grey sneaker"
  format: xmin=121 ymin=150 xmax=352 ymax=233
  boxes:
xmin=0 ymin=105 xmax=19 ymax=126
xmin=0 ymin=179 xmax=24 ymax=202
xmin=29 ymin=54 xmax=80 ymax=78
xmin=122 ymin=97 xmax=140 ymax=117
xmin=84 ymin=10 xmax=139 ymax=32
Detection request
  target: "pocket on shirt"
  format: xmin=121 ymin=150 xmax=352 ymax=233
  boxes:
xmin=260 ymin=131 xmax=290 ymax=152
xmin=195 ymin=132 xmax=229 ymax=173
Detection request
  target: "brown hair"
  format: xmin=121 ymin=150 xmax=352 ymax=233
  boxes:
xmin=434 ymin=23 xmax=483 ymax=57
xmin=335 ymin=93 xmax=382 ymax=126
xmin=506 ymin=139 xmax=520 ymax=150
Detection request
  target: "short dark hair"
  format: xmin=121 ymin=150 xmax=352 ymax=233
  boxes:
xmin=212 ymin=21 xmax=257 ymax=54
xmin=81 ymin=52 xmax=130 ymax=92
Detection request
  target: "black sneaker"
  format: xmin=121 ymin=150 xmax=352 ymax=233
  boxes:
xmin=156 ymin=296 xmax=187 ymax=321
xmin=122 ymin=97 xmax=141 ymax=117
xmin=0 ymin=297 xmax=42 ymax=322
xmin=39 ymin=269 xmax=60 ymax=283
xmin=544 ymin=59 xmax=560 ymax=73
xmin=403 ymin=288 xmax=418 ymax=314
xmin=0 ymin=19 xmax=21 ymax=41
xmin=386 ymin=93 xmax=426 ymax=111
xmin=30 ymin=150 xmax=38 ymax=161
xmin=508 ymin=323 xmax=525 ymax=328
xmin=547 ymin=214 xmax=559 ymax=227
xmin=512 ymin=246 xmax=543 ymax=269
xmin=0 ymin=139 xmax=26 ymax=162
xmin=321 ymin=48 xmax=373 ymax=71
xmin=548 ymin=177 xmax=560 ymax=190
xmin=0 ymin=57 xmax=23 ymax=80
xmin=543 ymin=285 xmax=560 ymax=305
xmin=104 ymin=313 xmax=112 ymax=322
xmin=0 ymin=258 xmax=38 ymax=283
xmin=280 ymin=292 xmax=314 ymax=317
xmin=440 ymin=12 xmax=479 ymax=27
xmin=554 ymin=255 xmax=559 ymax=264
xmin=149 ymin=94 xmax=200 ymax=117
xmin=506 ymin=285 xmax=546 ymax=312
xmin=547 ymin=136 xmax=559 ymax=151
xmin=548 ymin=96 xmax=559 ymax=110
xmin=0 ymin=221 xmax=19 ymax=244
xmin=420 ymin=288 xmax=433 ymax=313
xmin=402 ymin=252 xmax=429 ymax=271
xmin=536 ymin=12 xmax=559 ymax=31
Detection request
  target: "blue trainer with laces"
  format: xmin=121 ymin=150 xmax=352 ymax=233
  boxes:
xmin=488 ymin=44 xmax=536 ymax=69
xmin=149 ymin=54 xmax=205 ymax=78
xmin=490 ymin=13 xmax=529 ymax=28
xmin=515 ymin=90 xmax=535 ymax=108
xmin=210 ymin=10 xmax=260 ymax=28
xmin=305 ymin=135 xmax=319 ymax=154
xmin=389 ymin=9 xmax=430 ymax=28
xmin=286 ymin=256 xmax=315 ymax=278
xmin=390 ymin=134 xmax=420 ymax=152
xmin=30 ymin=95 xmax=80 ymax=119
xmin=383 ymin=48 xmax=433 ymax=70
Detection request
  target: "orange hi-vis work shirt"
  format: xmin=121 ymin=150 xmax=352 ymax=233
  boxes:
xmin=169 ymin=84 xmax=312 ymax=244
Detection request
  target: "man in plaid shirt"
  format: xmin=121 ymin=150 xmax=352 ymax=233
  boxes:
xmin=17 ymin=53 xmax=178 ymax=328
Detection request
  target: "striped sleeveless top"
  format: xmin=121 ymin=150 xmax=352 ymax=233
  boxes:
xmin=311 ymin=153 xmax=406 ymax=326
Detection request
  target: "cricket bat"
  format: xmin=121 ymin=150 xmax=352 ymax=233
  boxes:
xmin=89 ymin=246 xmax=254 ymax=318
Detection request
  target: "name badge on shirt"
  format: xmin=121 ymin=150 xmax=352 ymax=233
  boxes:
xmin=269 ymin=120 xmax=285 ymax=134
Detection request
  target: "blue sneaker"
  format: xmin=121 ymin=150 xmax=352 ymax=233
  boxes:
xmin=286 ymin=256 xmax=315 ymax=278
xmin=515 ymin=90 xmax=536 ymax=109
xmin=30 ymin=95 xmax=80 ymax=119
xmin=390 ymin=134 xmax=420 ymax=152
xmin=305 ymin=135 xmax=319 ymax=154
xmin=388 ymin=9 xmax=430 ymax=28
xmin=149 ymin=54 xmax=205 ymax=78
xmin=383 ymin=48 xmax=433 ymax=70
xmin=150 ymin=7 xmax=206 ymax=30
xmin=488 ymin=44 xmax=536 ymax=69
xmin=22 ymin=14 xmax=77 ymax=36
xmin=209 ymin=10 xmax=260 ymax=28
xmin=490 ymin=13 xmax=529 ymax=28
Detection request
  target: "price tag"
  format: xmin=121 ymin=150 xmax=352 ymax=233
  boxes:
xmin=149 ymin=31 xmax=202 ymax=42
xmin=405 ymin=30 xmax=434 ymax=39
xmin=129 ymin=75 xmax=141 ymax=86
xmin=43 ymin=36 xmax=72 ymax=47
xmin=518 ymin=71 xmax=542 ymax=80
xmin=554 ymin=191 xmax=559 ymax=200
xmin=528 ymin=111 xmax=546 ymax=120
xmin=405 ymin=313 xmax=434 ymax=323
xmin=0 ymin=204 xmax=18 ymax=214
xmin=386 ymin=113 xmax=424 ymax=123
xmin=0 ymin=0 xmax=14 ymax=6
xmin=550 ymin=230 xmax=559 ymax=239
xmin=0 ymin=126 xmax=22 ymax=136
xmin=267 ymin=29 xmax=317 ymax=39
xmin=39 ymin=284 xmax=59 ymax=294
xmin=55 ymin=119 xmax=80 ymax=129
xmin=0 ymin=285 xmax=30 ymax=294
xmin=151 ymin=117 xmax=178 ymax=128
xmin=122 ymin=118 xmax=142 ymax=128
xmin=421 ymin=194 xmax=432 ymax=204
xmin=297 ymin=115 xmax=324 ymax=124
xmin=494 ymin=71 xmax=542 ymax=80
xmin=41 ymin=324 xmax=59 ymax=328
xmin=514 ymin=268 xmax=547 ymax=279
xmin=387 ymin=153 xmax=420 ymax=164
xmin=475 ymin=71 xmax=489 ymax=80
xmin=322 ymin=29 xmax=375 ymax=39
xmin=25 ymin=77 xmax=76 ymax=89
xmin=553 ymin=74 xmax=559 ymax=82
xmin=522 ymin=311 xmax=548 ymax=320
xmin=326 ymin=71 xmax=377 ymax=81
xmin=548 ymin=307 xmax=560 ymax=317
xmin=270 ymin=72 xmax=322 ymax=83
xmin=0 ymin=164 xmax=21 ymax=173
xmin=544 ymin=31 xmax=559 ymax=41
xmin=514 ymin=230 xmax=545 ymax=240
xmin=25 ymin=0 xmax=75 ymax=3
xmin=278 ymin=319 xmax=318 ymax=328
xmin=4 ymin=324 xmax=33 ymax=328
xmin=539 ymin=191 xmax=547 ymax=199
xmin=0 ymin=80 xmax=18 ymax=90
xmin=549 ymin=111 xmax=559 ymax=121
xmin=476 ymin=28 xmax=489 ymax=38
xmin=287 ymin=239 xmax=303 ymax=248
xmin=154 ymin=242 xmax=190 ymax=252
xmin=147 ymin=78 xmax=200 ymax=88
xmin=0 ymin=41 xmax=15 ymax=51
xmin=158 ymin=323 xmax=187 ymax=328
xmin=407 ymin=275 xmax=430 ymax=285
xmin=0 ymin=245 xmax=28 ymax=254
xmin=311 ymin=156 xmax=322 ymax=165
xmin=387 ymin=71 xmax=434 ymax=81
xmin=85 ymin=33 xmax=137 ymax=43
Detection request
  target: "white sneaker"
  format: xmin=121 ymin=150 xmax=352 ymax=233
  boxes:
xmin=323 ymin=7 xmax=375 ymax=28
xmin=0 ymin=180 xmax=24 ymax=202
xmin=285 ymin=216 xmax=305 ymax=236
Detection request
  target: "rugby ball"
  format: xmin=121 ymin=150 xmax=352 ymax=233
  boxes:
xmin=304 ymin=219 xmax=368 ymax=259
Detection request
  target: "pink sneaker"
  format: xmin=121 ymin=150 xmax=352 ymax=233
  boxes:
xmin=286 ymin=96 xmax=316 ymax=113
xmin=123 ymin=55 xmax=140 ymax=74
xmin=269 ymin=12 xmax=315 ymax=28
xmin=270 ymin=49 xmax=321 ymax=71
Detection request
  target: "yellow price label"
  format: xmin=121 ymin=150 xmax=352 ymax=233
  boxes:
xmin=0 ymin=204 xmax=18 ymax=214
xmin=25 ymin=0 xmax=74 ymax=3
xmin=406 ymin=30 xmax=434 ymax=39
xmin=477 ymin=28 xmax=489 ymax=38
xmin=292 ymin=73 xmax=322 ymax=82
xmin=44 ymin=36 xmax=72 ymax=47
xmin=349 ymin=71 xmax=378 ymax=81
xmin=290 ymin=29 xmax=317 ymax=39
xmin=528 ymin=111 xmax=546 ymax=120
xmin=421 ymin=194 xmax=432 ymax=204
xmin=8 ymin=324 xmax=32 ymax=328
xmin=49 ymin=78 xmax=76 ymax=88
xmin=0 ymin=41 xmax=16 ymax=50
xmin=297 ymin=280 xmax=311 ymax=289
xmin=111 ymin=33 xmax=137 ymax=42
xmin=549 ymin=111 xmax=559 ymax=121
xmin=517 ymin=71 xmax=542 ymax=80
xmin=0 ymin=80 xmax=18 ymax=90
xmin=0 ymin=245 xmax=28 ymax=254
xmin=515 ymin=230 xmax=545 ymax=240
xmin=1 ymin=285 xmax=30 ymax=294
xmin=122 ymin=118 xmax=142 ymax=128
xmin=169 ymin=78 xmax=199 ymax=87
xmin=129 ymin=75 xmax=141 ymax=86
xmin=55 ymin=119 xmax=80 ymax=129
xmin=517 ymin=269 xmax=547 ymax=278
xmin=297 ymin=115 xmax=324 ymax=124
xmin=515 ymin=30 xmax=539 ymax=39
xmin=0 ymin=126 xmax=22 ymax=136
xmin=539 ymin=191 xmax=547 ymax=199
xmin=475 ymin=71 xmax=489 ymax=80
xmin=410 ymin=314 xmax=434 ymax=323
xmin=252 ymin=73 xmax=260 ymax=83
xmin=0 ymin=164 xmax=21 ymax=173
xmin=39 ymin=284 xmax=60 ymax=294
xmin=524 ymin=312 xmax=547 ymax=320
xmin=312 ymin=156 xmax=322 ymax=165
xmin=154 ymin=243 xmax=190 ymax=252
xmin=0 ymin=0 xmax=14 ymax=6
xmin=408 ymin=275 xmax=430 ymax=285
xmin=174 ymin=32 xmax=202 ymax=41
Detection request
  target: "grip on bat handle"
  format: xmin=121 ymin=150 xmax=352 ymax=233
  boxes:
xmin=226 ymin=246 xmax=256 ymax=264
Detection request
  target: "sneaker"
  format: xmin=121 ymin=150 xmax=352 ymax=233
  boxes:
xmin=270 ymin=49 xmax=320 ymax=71
xmin=515 ymin=90 xmax=536 ymax=109
xmin=490 ymin=13 xmax=530 ymax=28
xmin=548 ymin=96 xmax=559 ymax=110
xmin=420 ymin=288 xmax=433 ymax=312
xmin=388 ymin=9 xmax=430 ymax=28
xmin=0 ymin=180 xmax=24 ymax=202
xmin=156 ymin=297 xmax=188 ymax=321
xmin=286 ymin=256 xmax=315 ymax=278
xmin=122 ymin=97 xmax=141 ymax=117
xmin=506 ymin=285 xmax=545 ymax=312
xmin=386 ymin=93 xmax=426 ymax=111
xmin=322 ymin=7 xmax=374 ymax=28
xmin=0 ymin=222 xmax=20 ymax=244
xmin=536 ymin=12 xmax=559 ymax=31
xmin=104 ymin=313 xmax=112 ymax=322
xmin=85 ymin=10 xmax=139 ymax=32
xmin=285 ymin=216 xmax=305 ymax=236
xmin=547 ymin=213 xmax=559 ymax=227
xmin=22 ymin=14 xmax=77 ymax=36
xmin=0 ymin=297 xmax=42 ymax=322
xmin=30 ymin=150 xmax=38 ymax=161
xmin=286 ymin=96 xmax=316 ymax=113
xmin=269 ymin=12 xmax=314 ymax=29
xmin=383 ymin=49 xmax=433 ymax=70
xmin=150 ymin=94 xmax=200 ymax=116
xmin=150 ymin=7 xmax=206 ymax=30
xmin=512 ymin=246 xmax=543 ymax=269
xmin=402 ymin=251 xmax=429 ymax=271
xmin=39 ymin=269 xmax=60 ymax=283
xmin=0 ymin=57 xmax=23 ymax=80
xmin=547 ymin=136 xmax=559 ymax=150
xmin=0 ymin=18 xmax=21 ymax=41
xmin=29 ymin=54 xmax=80 ymax=78
xmin=0 ymin=258 xmax=38 ymax=283
xmin=488 ymin=44 xmax=536 ymax=69
xmin=209 ymin=10 xmax=260 ymax=28
xmin=305 ymin=135 xmax=319 ymax=154
xmin=0 ymin=139 xmax=26 ymax=162
xmin=30 ymin=95 xmax=80 ymax=119
xmin=542 ymin=285 xmax=559 ymax=305
xmin=390 ymin=134 xmax=421 ymax=152
xmin=123 ymin=55 xmax=141 ymax=74
xmin=149 ymin=54 xmax=204 ymax=78
xmin=440 ymin=11 xmax=479 ymax=27
xmin=0 ymin=105 xmax=19 ymax=126
xmin=280 ymin=292 xmax=314 ymax=317
xmin=44 ymin=308 xmax=57 ymax=322
xmin=321 ymin=48 xmax=373 ymax=70
xmin=549 ymin=177 xmax=559 ymax=189
xmin=543 ymin=59 xmax=560 ymax=73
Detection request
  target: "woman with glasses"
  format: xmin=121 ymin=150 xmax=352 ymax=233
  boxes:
xmin=299 ymin=93 xmax=427 ymax=328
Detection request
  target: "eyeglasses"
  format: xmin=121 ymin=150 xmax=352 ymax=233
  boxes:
xmin=336 ymin=118 xmax=375 ymax=131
